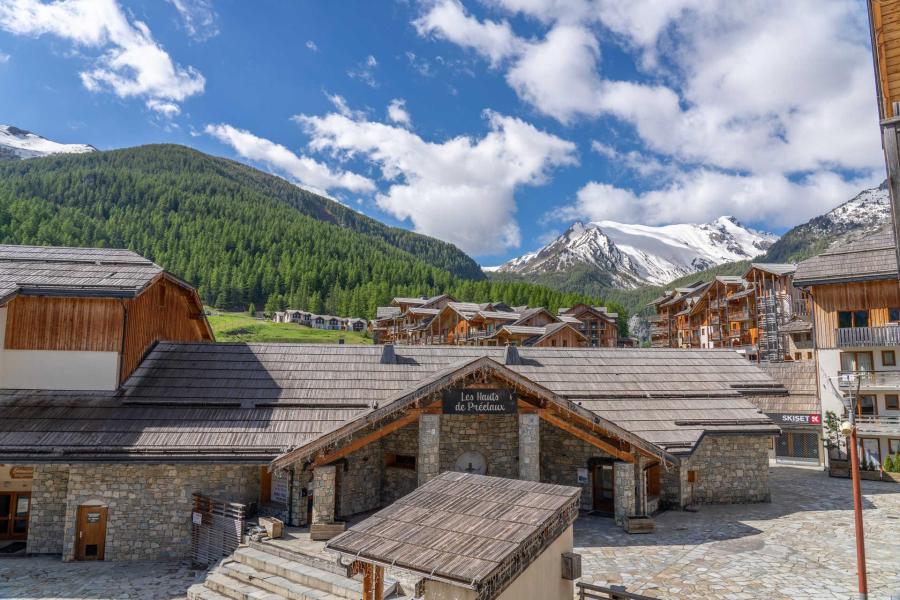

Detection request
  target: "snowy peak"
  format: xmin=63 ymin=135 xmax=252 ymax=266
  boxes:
xmin=0 ymin=125 xmax=96 ymax=161
xmin=499 ymin=217 xmax=776 ymax=287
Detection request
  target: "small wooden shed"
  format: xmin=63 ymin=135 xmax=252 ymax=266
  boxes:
xmin=325 ymin=472 xmax=582 ymax=600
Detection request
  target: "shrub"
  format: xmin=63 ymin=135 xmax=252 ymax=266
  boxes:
xmin=884 ymin=454 xmax=895 ymax=473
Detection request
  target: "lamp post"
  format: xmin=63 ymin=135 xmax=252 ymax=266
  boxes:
xmin=842 ymin=374 xmax=868 ymax=599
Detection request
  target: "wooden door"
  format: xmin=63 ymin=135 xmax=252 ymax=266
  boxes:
xmin=0 ymin=492 xmax=30 ymax=540
xmin=75 ymin=506 xmax=107 ymax=561
xmin=592 ymin=463 xmax=615 ymax=513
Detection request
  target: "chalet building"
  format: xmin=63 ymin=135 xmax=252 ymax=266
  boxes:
xmin=0 ymin=244 xmax=213 ymax=549
xmin=272 ymin=310 xmax=367 ymax=332
xmin=373 ymin=297 xmax=617 ymax=348
xmin=794 ymin=229 xmax=900 ymax=470
xmin=649 ymin=264 xmax=812 ymax=362
xmin=757 ymin=361 xmax=824 ymax=466
xmin=0 ymin=343 xmax=786 ymax=561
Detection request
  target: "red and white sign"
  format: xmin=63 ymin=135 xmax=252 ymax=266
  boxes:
xmin=771 ymin=413 xmax=821 ymax=425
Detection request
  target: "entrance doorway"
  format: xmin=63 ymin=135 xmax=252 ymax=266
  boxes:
xmin=0 ymin=492 xmax=30 ymax=540
xmin=775 ymin=431 xmax=820 ymax=463
xmin=591 ymin=463 xmax=615 ymax=514
xmin=75 ymin=505 xmax=107 ymax=561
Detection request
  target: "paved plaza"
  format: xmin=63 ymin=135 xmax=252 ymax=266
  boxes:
xmin=0 ymin=466 xmax=898 ymax=600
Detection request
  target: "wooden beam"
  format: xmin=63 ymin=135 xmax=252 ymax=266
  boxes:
xmin=315 ymin=410 xmax=421 ymax=466
xmin=539 ymin=411 xmax=634 ymax=463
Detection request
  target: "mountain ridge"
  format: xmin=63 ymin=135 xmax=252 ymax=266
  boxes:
xmin=498 ymin=215 xmax=775 ymax=287
xmin=0 ymin=124 xmax=96 ymax=161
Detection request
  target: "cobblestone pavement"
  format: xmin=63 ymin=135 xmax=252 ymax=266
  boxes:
xmin=576 ymin=466 xmax=900 ymax=600
xmin=0 ymin=556 xmax=204 ymax=600
xmin=0 ymin=466 xmax=897 ymax=600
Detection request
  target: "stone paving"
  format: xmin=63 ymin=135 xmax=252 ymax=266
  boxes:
xmin=0 ymin=466 xmax=898 ymax=600
xmin=576 ymin=466 xmax=900 ymax=599
xmin=0 ymin=557 xmax=204 ymax=600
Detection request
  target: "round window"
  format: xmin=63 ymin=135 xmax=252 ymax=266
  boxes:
xmin=454 ymin=451 xmax=487 ymax=475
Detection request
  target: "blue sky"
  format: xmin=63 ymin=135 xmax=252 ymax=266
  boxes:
xmin=0 ymin=0 xmax=887 ymax=264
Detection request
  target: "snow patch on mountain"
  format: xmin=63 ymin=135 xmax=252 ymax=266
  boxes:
xmin=0 ymin=125 xmax=96 ymax=160
xmin=499 ymin=216 xmax=776 ymax=287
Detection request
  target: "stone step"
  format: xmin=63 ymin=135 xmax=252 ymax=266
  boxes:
xmin=217 ymin=560 xmax=346 ymax=600
xmin=233 ymin=547 xmax=362 ymax=600
xmin=203 ymin=572 xmax=287 ymax=600
xmin=186 ymin=583 xmax=239 ymax=600
xmin=248 ymin=540 xmax=350 ymax=578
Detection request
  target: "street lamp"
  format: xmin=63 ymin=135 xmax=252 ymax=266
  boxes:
xmin=838 ymin=372 xmax=868 ymax=599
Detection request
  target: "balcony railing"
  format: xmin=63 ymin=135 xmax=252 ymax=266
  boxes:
xmin=647 ymin=314 xmax=667 ymax=324
xmin=728 ymin=309 xmax=752 ymax=321
xmin=836 ymin=326 xmax=900 ymax=348
xmin=855 ymin=415 xmax=900 ymax=434
xmin=837 ymin=370 xmax=900 ymax=389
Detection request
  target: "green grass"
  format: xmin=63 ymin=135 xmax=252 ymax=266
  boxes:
xmin=207 ymin=311 xmax=373 ymax=344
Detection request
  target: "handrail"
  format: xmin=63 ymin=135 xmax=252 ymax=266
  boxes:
xmin=577 ymin=582 xmax=660 ymax=600
xmin=836 ymin=325 xmax=900 ymax=348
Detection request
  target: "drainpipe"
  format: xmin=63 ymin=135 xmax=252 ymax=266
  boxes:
xmin=117 ymin=300 xmax=129 ymax=385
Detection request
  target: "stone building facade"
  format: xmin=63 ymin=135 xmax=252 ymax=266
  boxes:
xmin=26 ymin=464 xmax=259 ymax=561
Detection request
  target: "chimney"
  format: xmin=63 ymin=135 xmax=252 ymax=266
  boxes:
xmin=504 ymin=344 xmax=521 ymax=366
xmin=380 ymin=343 xmax=396 ymax=365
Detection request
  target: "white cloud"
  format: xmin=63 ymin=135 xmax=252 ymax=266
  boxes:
xmin=417 ymin=0 xmax=885 ymax=228
xmin=387 ymin=98 xmax=411 ymax=127
xmin=146 ymin=98 xmax=180 ymax=117
xmin=348 ymin=54 xmax=378 ymax=87
xmin=414 ymin=0 xmax=521 ymax=67
xmin=0 ymin=0 xmax=204 ymax=113
xmin=566 ymin=170 xmax=880 ymax=228
xmin=204 ymin=123 xmax=375 ymax=194
xmin=325 ymin=92 xmax=366 ymax=119
xmin=305 ymin=40 xmax=318 ymax=51
xmin=295 ymin=107 xmax=577 ymax=255
xmin=167 ymin=0 xmax=218 ymax=41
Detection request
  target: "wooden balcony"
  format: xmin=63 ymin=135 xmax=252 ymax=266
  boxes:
xmin=837 ymin=370 xmax=900 ymax=389
xmin=835 ymin=326 xmax=900 ymax=348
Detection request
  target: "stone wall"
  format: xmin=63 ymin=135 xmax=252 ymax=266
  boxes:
xmin=440 ymin=414 xmax=518 ymax=478
xmin=336 ymin=442 xmax=383 ymax=518
xmin=60 ymin=464 xmax=258 ymax=561
xmin=382 ymin=422 xmax=418 ymax=504
xmin=681 ymin=434 xmax=771 ymax=505
xmin=518 ymin=413 xmax=540 ymax=481
xmin=27 ymin=464 xmax=69 ymax=554
xmin=418 ymin=414 xmax=440 ymax=486
xmin=660 ymin=463 xmax=689 ymax=509
xmin=613 ymin=461 xmax=634 ymax=527
xmin=312 ymin=465 xmax=337 ymax=524
xmin=539 ymin=420 xmax=614 ymax=510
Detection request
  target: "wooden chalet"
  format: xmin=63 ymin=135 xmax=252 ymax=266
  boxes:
xmin=794 ymin=228 xmax=900 ymax=471
xmin=558 ymin=304 xmax=618 ymax=347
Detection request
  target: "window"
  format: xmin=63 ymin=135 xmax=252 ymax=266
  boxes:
xmin=889 ymin=439 xmax=900 ymax=454
xmin=859 ymin=438 xmax=881 ymax=469
xmin=841 ymin=351 xmax=874 ymax=373
xmin=385 ymin=453 xmax=416 ymax=470
xmin=884 ymin=350 xmax=897 ymax=367
xmin=886 ymin=394 xmax=900 ymax=411
xmin=838 ymin=310 xmax=869 ymax=328
xmin=890 ymin=307 xmax=900 ymax=322
xmin=857 ymin=395 xmax=877 ymax=416
xmin=794 ymin=352 xmax=801 ymax=360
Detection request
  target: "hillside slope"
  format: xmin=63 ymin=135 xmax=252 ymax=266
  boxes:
xmin=0 ymin=144 xmax=620 ymax=321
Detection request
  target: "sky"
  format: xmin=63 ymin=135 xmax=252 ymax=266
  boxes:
xmin=0 ymin=0 xmax=888 ymax=265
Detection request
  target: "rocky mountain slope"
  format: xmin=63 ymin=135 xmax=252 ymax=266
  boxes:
xmin=0 ymin=125 xmax=96 ymax=160
xmin=498 ymin=216 xmax=775 ymax=288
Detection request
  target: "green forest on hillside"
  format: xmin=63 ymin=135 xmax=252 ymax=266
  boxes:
xmin=0 ymin=145 xmax=625 ymax=329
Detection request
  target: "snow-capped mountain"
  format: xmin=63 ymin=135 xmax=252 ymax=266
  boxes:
xmin=764 ymin=180 xmax=891 ymax=262
xmin=0 ymin=125 xmax=96 ymax=160
xmin=499 ymin=216 xmax=776 ymax=287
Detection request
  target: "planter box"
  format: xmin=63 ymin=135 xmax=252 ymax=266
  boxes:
xmin=859 ymin=470 xmax=883 ymax=481
xmin=828 ymin=459 xmax=850 ymax=478
xmin=880 ymin=471 xmax=900 ymax=483
xmin=258 ymin=516 xmax=283 ymax=539
xmin=310 ymin=521 xmax=346 ymax=541
xmin=625 ymin=516 xmax=655 ymax=534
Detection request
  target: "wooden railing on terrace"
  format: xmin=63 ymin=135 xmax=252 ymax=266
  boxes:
xmin=855 ymin=415 xmax=900 ymax=434
xmin=836 ymin=326 xmax=900 ymax=348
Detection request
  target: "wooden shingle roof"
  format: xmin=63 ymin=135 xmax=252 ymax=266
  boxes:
xmin=794 ymin=228 xmax=898 ymax=285
xmin=0 ymin=344 xmax=783 ymax=461
xmin=326 ymin=472 xmax=580 ymax=595
xmin=0 ymin=244 xmax=167 ymax=304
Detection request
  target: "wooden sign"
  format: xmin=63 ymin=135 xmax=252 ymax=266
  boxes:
xmin=9 ymin=466 xmax=33 ymax=480
xmin=442 ymin=389 xmax=516 ymax=414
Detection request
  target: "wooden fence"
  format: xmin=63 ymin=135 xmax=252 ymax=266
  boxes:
xmin=190 ymin=493 xmax=245 ymax=567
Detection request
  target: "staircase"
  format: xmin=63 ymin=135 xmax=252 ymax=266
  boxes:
xmin=188 ymin=539 xmax=401 ymax=600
